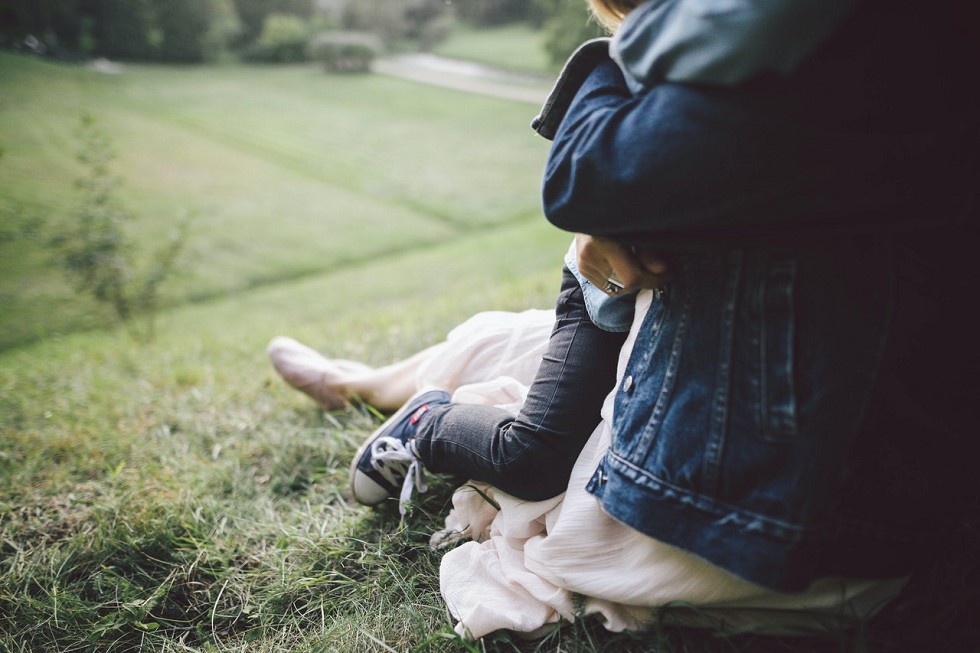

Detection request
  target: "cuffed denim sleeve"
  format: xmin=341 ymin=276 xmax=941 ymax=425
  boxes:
xmin=531 ymin=38 xmax=612 ymax=141
xmin=562 ymin=241 xmax=636 ymax=333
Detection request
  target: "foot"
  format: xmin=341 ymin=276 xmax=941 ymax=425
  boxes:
xmin=349 ymin=388 xmax=451 ymax=514
xmin=267 ymin=336 xmax=371 ymax=410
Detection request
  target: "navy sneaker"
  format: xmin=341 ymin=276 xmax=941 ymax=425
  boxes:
xmin=349 ymin=388 xmax=451 ymax=514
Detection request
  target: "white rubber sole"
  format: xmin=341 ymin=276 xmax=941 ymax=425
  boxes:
xmin=348 ymin=388 xmax=442 ymax=506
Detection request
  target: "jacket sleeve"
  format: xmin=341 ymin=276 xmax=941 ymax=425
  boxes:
xmin=533 ymin=0 xmax=855 ymax=139
xmin=541 ymin=58 xmax=972 ymax=247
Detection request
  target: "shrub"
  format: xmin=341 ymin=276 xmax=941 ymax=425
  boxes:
xmin=232 ymin=0 xmax=313 ymax=44
xmin=244 ymin=12 xmax=309 ymax=62
xmin=48 ymin=113 xmax=191 ymax=342
xmin=309 ymin=31 xmax=382 ymax=73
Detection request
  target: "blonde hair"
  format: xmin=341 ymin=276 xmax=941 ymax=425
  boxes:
xmin=587 ymin=0 xmax=642 ymax=32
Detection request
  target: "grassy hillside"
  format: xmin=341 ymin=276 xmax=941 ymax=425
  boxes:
xmin=0 ymin=52 xmax=551 ymax=350
xmin=0 ymin=51 xmax=568 ymax=651
xmin=1 ymin=52 xmax=976 ymax=653
xmin=0 ymin=218 xmax=575 ymax=653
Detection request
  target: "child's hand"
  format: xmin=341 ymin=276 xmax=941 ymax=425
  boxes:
xmin=575 ymin=234 xmax=668 ymax=295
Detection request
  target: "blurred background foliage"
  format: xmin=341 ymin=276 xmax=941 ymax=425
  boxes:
xmin=0 ymin=0 xmax=604 ymax=68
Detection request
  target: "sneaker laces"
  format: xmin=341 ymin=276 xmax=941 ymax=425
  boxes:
xmin=370 ymin=436 xmax=427 ymax=516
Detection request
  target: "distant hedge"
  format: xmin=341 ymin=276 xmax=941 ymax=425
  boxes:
xmin=309 ymin=31 xmax=382 ymax=73
xmin=243 ymin=13 xmax=309 ymax=63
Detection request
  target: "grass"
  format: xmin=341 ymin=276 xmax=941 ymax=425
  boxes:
xmin=0 ymin=53 xmax=550 ymax=350
xmin=0 ymin=217 xmax=571 ymax=653
xmin=432 ymin=23 xmax=556 ymax=76
xmin=2 ymin=52 xmax=979 ymax=652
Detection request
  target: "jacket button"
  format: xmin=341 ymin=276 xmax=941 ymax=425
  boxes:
xmin=623 ymin=375 xmax=634 ymax=393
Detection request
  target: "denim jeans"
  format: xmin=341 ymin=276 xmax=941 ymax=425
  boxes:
xmin=412 ymin=267 xmax=628 ymax=501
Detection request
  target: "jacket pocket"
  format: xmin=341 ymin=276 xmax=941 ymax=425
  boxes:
xmin=760 ymin=259 xmax=798 ymax=438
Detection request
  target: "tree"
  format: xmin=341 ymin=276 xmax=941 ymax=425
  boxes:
xmin=341 ymin=0 xmax=451 ymax=50
xmin=246 ymin=13 xmax=309 ymax=63
xmin=535 ymin=0 xmax=605 ymax=67
xmin=91 ymin=0 xmax=160 ymax=60
xmin=232 ymin=0 xmax=312 ymax=45
xmin=452 ymin=0 xmax=533 ymax=26
xmin=1 ymin=0 xmax=242 ymax=62
xmin=156 ymin=0 xmax=214 ymax=63
xmin=0 ymin=0 xmax=90 ymax=55
xmin=201 ymin=0 xmax=243 ymax=62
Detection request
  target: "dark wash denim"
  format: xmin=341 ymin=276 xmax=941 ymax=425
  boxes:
xmin=539 ymin=6 xmax=976 ymax=249
xmin=584 ymin=236 xmax=977 ymax=592
xmin=413 ymin=267 xmax=627 ymax=501
xmin=540 ymin=0 xmax=978 ymax=591
xmin=592 ymin=246 xmax=893 ymax=590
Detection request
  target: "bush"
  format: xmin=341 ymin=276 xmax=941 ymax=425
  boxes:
xmin=309 ymin=31 xmax=382 ymax=73
xmin=243 ymin=12 xmax=309 ymax=62
xmin=232 ymin=0 xmax=312 ymax=44
xmin=48 ymin=114 xmax=191 ymax=342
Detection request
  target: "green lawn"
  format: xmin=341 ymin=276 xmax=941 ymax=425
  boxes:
xmin=1 ymin=52 xmax=976 ymax=653
xmin=0 ymin=52 xmax=551 ymax=350
xmin=0 ymin=217 xmax=574 ymax=653
xmin=433 ymin=23 xmax=556 ymax=75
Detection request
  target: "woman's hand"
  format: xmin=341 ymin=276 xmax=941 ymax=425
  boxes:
xmin=575 ymin=233 xmax=668 ymax=295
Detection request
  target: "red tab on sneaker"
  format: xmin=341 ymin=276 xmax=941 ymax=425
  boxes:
xmin=409 ymin=404 xmax=430 ymax=425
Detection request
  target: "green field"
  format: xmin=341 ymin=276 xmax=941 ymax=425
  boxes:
xmin=0 ymin=52 xmax=975 ymax=652
xmin=0 ymin=51 xmax=569 ymax=651
xmin=0 ymin=52 xmax=553 ymax=350
xmin=433 ymin=23 xmax=556 ymax=75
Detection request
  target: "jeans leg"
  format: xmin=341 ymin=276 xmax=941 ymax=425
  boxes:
xmin=413 ymin=267 xmax=627 ymax=500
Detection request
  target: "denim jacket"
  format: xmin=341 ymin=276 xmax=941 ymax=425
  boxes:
xmin=539 ymin=0 xmax=856 ymax=334
xmin=535 ymin=0 xmax=977 ymax=591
